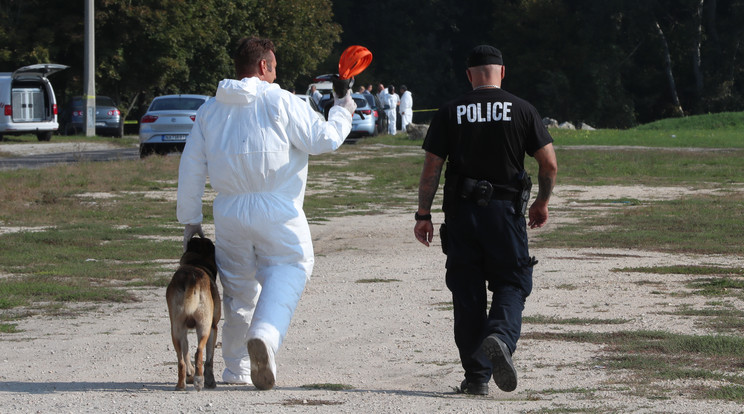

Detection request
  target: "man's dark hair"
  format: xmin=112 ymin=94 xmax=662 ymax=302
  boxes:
xmin=234 ymin=37 xmax=275 ymax=78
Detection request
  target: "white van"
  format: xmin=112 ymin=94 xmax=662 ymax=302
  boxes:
xmin=0 ymin=63 xmax=68 ymax=141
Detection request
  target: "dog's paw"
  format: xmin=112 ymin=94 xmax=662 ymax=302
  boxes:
xmin=194 ymin=376 xmax=205 ymax=391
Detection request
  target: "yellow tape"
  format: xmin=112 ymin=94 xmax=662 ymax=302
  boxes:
xmin=413 ymin=108 xmax=438 ymax=113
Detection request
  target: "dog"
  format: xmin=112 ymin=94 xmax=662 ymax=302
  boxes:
xmin=166 ymin=236 xmax=221 ymax=391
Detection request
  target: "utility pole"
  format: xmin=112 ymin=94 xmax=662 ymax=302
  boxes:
xmin=83 ymin=0 xmax=95 ymax=136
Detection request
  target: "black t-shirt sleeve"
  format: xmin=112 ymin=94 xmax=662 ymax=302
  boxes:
xmin=524 ymin=103 xmax=553 ymax=157
xmin=422 ymin=107 xmax=449 ymax=159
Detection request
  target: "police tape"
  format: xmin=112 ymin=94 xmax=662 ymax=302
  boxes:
xmin=123 ymin=108 xmax=438 ymax=123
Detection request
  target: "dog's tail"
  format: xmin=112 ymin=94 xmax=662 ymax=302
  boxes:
xmin=179 ymin=267 xmax=205 ymax=317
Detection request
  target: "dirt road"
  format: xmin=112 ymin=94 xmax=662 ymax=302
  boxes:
xmin=0 ymin=143 xmax=742 ymax=413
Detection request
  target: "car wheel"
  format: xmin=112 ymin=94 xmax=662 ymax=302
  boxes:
xmin=37 ymin=131 xmax=53 ymax=141
xmin=139 ymin=143 xmax=153 ymax=158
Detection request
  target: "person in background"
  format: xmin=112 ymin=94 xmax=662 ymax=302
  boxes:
xmin=414 ymin=44 xmax=557 ymax=395
xmin=376 ymin=83 xmax=390 ymax=133
xmin=385 ymin=85 xmax=399 ymax=135
xmin=399 ymin=85 xmax=413 ymax=132
xmin=309 ymin=84 xmax=322 ymax=107
xmin=177 ymin=36 xmax=356 ymax=391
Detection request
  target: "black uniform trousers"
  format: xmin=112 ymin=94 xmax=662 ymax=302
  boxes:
xmin=444 ymin=197 xmax=534 ymax=384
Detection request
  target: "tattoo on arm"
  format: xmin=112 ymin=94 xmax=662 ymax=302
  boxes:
xmin=418 ymin=153 xmax=444 ymax=211
xmin=536 ymin=174 xmax=554 ymax=202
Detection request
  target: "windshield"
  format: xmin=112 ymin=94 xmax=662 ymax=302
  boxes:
xmin=70 ymin=96 xmax=118 ymax=109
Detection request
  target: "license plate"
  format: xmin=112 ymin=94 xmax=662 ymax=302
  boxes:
xmin=95 ymin=122 xmax=106 ymax=126
xmin=162 ymin=135 xmax=186 ymax=141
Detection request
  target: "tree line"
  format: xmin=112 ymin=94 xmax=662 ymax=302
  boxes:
xmin=2 ymin=0 xmax=742 ymax=128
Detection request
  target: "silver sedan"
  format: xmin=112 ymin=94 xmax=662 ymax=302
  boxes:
xmin=138 ymin=94 xmax=210 ymax=158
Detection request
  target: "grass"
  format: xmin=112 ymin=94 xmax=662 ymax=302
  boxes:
xmin=301 ymin=383 xmax=354 ymax=391
xmin=0 ymin=323 xmax=20 ymax=333
xmin=614 ymin=265 xmax=744 ymax=276
xmin=533 ymin=195 xmax=744 ymax=255
xmin=1 ymin=126 xmax=742 ymax=313
xmin=523 ymin=315 xmax=630 ymax=325
xmin=665 ymin=304 xmax=744 ymax=334
xmin=523 ymin=330 xmax=744 ymax=402
xmin=551 ymin=111 xmax=744 ymax=148
xmin=356 ymin=278 xmax=401 ymax=283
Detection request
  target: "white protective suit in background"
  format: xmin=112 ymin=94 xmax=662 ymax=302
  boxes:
xmin=385 ymin=92 xmax=399 ymax=135
xmin=177 ymin=77 xmax=352 ymax=384
xmin=399 ymin=90 xmax=413 ymax=132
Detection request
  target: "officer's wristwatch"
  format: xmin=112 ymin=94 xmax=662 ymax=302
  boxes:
xmin=414 ymin=212 xmax=432 ymax=221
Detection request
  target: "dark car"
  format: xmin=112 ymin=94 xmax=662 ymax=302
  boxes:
xmin=60 ymin=96 xmax=123 ymax=137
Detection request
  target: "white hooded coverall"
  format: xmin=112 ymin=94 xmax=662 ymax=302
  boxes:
xmin=177 ymin=77 xmax=352 ymax=384
xmin=399 ymin=90 xmax=413 ymax=132
xmin=385 ymin=92 xmax=399 ymax=135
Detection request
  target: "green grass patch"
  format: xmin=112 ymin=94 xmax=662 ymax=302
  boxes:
xmin=0 ymin=275 xmax=138 ymax=307
xmin=0 ymin=323 xmax=21 ymax=333
xmin=300 ymin=383 xmax=354 ymax=391
xmin=306 ymin=144 xmax=422 ymax=219
xmin=665 ymin=305 xmax=744 ymax=334
xmin=704 ymin=385 xmax=744 ymax=402
xmin=523 ymin=330 xmax=744 ymax=401
xmin=282 ymin=398 xmax=344 ymax=406
xmin=552 ymin=111 xmax=744 ymax=148
xmin=615 ymin=265 xmax=744 ymax=276
xmin=686 ymin=277 xmax=744 ymax=297
xmin=355 ymin=278 xmax=401 ymax=283
xmin=535 ymin=195 xmax=744 ymax=255
xmin=431 ymin=301 xmax=453 ymax=311
xmin=548 ymin=147 xmax=744 ymax=186
xmin=524 ymin=315 xmax=629 ymax=325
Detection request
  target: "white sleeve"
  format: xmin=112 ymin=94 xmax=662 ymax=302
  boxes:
xmin=285 ymin=94 xmax=352 ymax=155
xmin=176 ymin=115 xmax=207 ymax=224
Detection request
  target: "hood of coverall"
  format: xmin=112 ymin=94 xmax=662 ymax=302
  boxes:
xmin=216 ymin=77 xmax=281 ymax=105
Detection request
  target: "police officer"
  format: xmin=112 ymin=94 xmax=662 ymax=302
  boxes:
xmin=414 ymin=45 xmax=557 ymax=395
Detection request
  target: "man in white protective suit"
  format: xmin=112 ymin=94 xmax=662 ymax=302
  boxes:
xmin=176 ymin=36 xmax=357 ymax=391
xmin=385 ymin=85 xmax=400 ymax=135
xmin=399 ymin=85 xmax=413 ymax=132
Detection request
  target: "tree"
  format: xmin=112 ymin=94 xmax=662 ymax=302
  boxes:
xmin=95 ymin=0 xmax=340 ymax=120
xmin=3 ymin=0 xmax=340 ymax=121
xmin=4 ymin=0 xmax=744 ymax=129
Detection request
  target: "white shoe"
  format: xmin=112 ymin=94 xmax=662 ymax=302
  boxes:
xmin=222 ymin=368 xmax=252 ymax=385
xmin=247 ymin=338 xmax=276 ymax=390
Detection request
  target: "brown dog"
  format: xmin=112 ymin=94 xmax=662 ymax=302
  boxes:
xmin=166 ymin=236 xmax=221 ymax=391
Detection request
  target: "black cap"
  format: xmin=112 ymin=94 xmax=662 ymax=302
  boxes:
xmin=467 ymin=45 xmax=504 ymax=67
